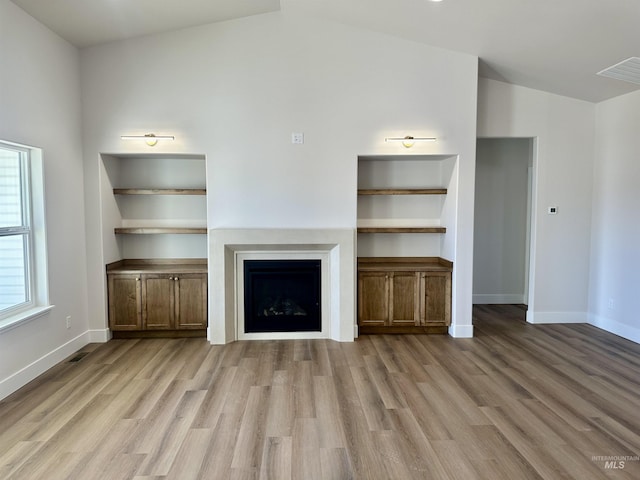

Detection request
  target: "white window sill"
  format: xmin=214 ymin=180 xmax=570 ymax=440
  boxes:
xmin=0 ymin=305 xmax=55 ymax=334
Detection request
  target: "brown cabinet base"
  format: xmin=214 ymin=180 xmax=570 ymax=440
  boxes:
xmin=358 ymin=257 xmax=452 ymax=333
xmin=112 ymin=329 xmax=206 ymax=339
xmin=358 ymin=325 xmax=448 ymax=335
xmin=107 ymin=259 xmax=208 ymax=336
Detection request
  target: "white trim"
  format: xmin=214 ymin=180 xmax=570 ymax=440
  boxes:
xmin=449 ymin=323 xmax=473 ymax=338
xmin=472 ymin=294 xmax=525 ymax=304
xmin=588 ymin=314 xmax=640 ymax=345
xmin=522 ymin=138 xmax=539 ymax=316
xmin=0 ymin=305 xmax=54 ymax=334
xmin=0 ymin=331 xmax=91 ymax=401
xmin=526 ymin=311 xmax=587 ymax=324
xmin=235 ymin=251 xmax=330 ymax=340
xmin=88 ymin=328 xmax=112 ymax=343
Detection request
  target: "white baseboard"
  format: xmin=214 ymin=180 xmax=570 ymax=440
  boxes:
xmin=449 ymin=324 xmax=473 ymax=338
xmin=89 ymin=328 xmax=111 ymax=343
xmin=588 ymin=314 xmax=640 ymax=345
xmin=0 ymin=331 xmax=92 ymax=401
xmin=473 ymin=294 xmax=525 ymax=304
xmin=526 ymin=311 xmax=587 ymax=324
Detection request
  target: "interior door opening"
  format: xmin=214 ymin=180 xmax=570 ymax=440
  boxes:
xmin=473 ymin=137 xmax=534 ymax=309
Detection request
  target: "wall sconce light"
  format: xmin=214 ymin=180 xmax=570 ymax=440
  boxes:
xmin=120 ymin=133 xmax=175 ymax=146
xmin=385 ymin=135 xmax=436 ymax=148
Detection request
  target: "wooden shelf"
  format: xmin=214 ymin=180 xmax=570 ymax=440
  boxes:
xmin=358 ymin=188 xmax=447 ymax=196
xmin=114 ymin=227 xmax=207 ymax=235
xmin=358 ymin=256 xmax=452 ymax=272
xmin=107 ymin=258 xmax=207 ymax=274
xmin=357 ymin=227 xmax=446 ymax=234
xmin=113 ymin=188 xmax=206 ymax=195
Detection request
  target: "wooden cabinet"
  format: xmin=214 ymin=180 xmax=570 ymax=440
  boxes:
xmin=107 ymin=274 xmax=142 ymax=330
xmin=421 ymin=271 xmax=451 ymax=326
xmin=174 ymin=273 xmax=208 ymax=329
xmin=142 ymin=274 xmax=175 ymax=329
xmin=358 ymin=271 xmax=420 ymax=328
xmin=107 ymin=260 xmax=207 ymax=337
xmin=358 ymin=257 xmax=451 ymax=334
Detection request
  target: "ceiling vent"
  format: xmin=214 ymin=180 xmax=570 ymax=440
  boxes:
xmin=597 ymin=57 xmax=640 ymax=85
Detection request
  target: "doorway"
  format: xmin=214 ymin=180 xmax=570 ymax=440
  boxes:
xmin=473 ymin=138 xmax=534 ymax=307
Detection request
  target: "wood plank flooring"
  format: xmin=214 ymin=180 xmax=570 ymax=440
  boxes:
xmin=1 ymin=305 xmax=639 ymax=479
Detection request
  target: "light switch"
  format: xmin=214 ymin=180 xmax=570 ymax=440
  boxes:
xmin=291 ymin=132 xmax=304 ymax=144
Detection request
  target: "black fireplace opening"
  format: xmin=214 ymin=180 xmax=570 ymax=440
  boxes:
xmin=243 ymin=259 xmax=321 ymax=333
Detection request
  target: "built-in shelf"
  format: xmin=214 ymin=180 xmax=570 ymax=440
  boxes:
xmin=114 ymin=227 xmax=207 ymax=235
xmin=113 ymin=188 xmax=206 ymax=196
xmin=357 ymin=227 xmax=446 ymax=234
xmin=358 ymin=188 xmax=447 ymax=196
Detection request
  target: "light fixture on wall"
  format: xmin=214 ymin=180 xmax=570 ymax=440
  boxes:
xmin=385 ymin=135 xmax=436 ymax=148
xmin=120 ymin=133 xmax=175 ymax=146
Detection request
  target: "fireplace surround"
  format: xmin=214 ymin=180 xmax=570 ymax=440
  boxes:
xmin=209 ymin=228 xmax=356 ymax=343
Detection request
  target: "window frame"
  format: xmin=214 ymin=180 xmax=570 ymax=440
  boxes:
xmin=0 ymin=140 xmax=51 ymax=331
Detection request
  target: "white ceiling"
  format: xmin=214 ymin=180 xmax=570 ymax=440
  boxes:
xmin=11 ymin=0 xmax=640 ymax=102
xmin=10 ymin=0 xmax=281 ymax=47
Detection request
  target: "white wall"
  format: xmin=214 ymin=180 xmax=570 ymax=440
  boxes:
xmin=477 ymin=78 xmax=595 ymax=324
xmin=80 ymin=10 xmax=479 ymax=338
xmin=0 ymin=1 xmax=89 ymax=399
xmin=474 ymin=138 xmax=530 ymax=304
xmin=589 ymin=90 xmax=640 ymax=343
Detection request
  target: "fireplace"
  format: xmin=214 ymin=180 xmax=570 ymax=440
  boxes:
xmin=209 ymin=228 xmax=356 ymax=343
xmin=243 ymin=259 xmax=321 ymax=333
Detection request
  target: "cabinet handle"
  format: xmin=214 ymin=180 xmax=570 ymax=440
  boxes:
xmin=169 ymin=276 xmax=173 ymax=280
xmin=136 ymin=277 xmax=140 ymax=281
xmin=174 ymin=277 xmax=179 ymax=281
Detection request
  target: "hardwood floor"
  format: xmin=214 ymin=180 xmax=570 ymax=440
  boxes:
xmin=1 ymin=305 xmax=639 ymax=479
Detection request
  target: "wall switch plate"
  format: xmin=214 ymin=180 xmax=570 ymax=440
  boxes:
xmin=291 ymin=132 xmax=304 ymax=144
xmin=548 ymin=206 xmax=558 ymax=214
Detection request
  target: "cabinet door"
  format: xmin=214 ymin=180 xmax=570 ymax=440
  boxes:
xmin=142 ymin=274 xmax=175 ymax=329
xmin=108 ymin=274 xmax=142 ymax=330
xmin=421 ymin=272 xmax=451 ymax=326
xmin=358 ymin=272 xmax=389 ymax=326
xmin=389 ymin=272 xmax=420 ymax=326
xmin=175 ymin=273 xmax=207 ymax=329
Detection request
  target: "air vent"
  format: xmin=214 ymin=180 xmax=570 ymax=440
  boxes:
xmin=68 ymin=352 xmax=90 ymax=363
xmin=597 ymin=57 xmax=640 ymax=85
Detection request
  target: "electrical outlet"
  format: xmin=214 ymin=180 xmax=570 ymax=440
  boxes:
xmin=66 ymin=315 xmax=71 ymax=329
xmin=607 ymin=298 xmax=615 ymax=310
xmin=291 ymin=132 xmax=304 ymax=144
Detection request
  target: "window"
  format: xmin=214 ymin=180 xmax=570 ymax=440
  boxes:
xmin=0 ymin=140 xmax=49 ymax=327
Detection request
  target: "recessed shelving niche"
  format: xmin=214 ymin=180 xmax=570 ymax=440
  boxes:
xmin=357 ymin=154 xmax=457 ymax=258
xmin=101 ymin=153 xmax=207 ymax=259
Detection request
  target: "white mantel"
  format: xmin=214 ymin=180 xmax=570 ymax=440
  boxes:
xmin=208 ymin=228 xmax=356 ymax=344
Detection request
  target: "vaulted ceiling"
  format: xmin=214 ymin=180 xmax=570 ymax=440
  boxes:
xmin=10 ymin=0 xmax=640 ymax=102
